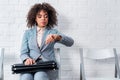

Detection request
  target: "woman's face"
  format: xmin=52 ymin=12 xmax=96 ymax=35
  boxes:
xmin=36 ymin=10 xmax=48 ymax=28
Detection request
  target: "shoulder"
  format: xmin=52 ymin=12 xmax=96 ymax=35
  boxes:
xmin=47 ymin=28 xmax=59 ymax=33
xmin=24 ymin=29 xmax=31 ymax=35
xmin=23 ymin=28 xmax=34 ymax=37
xmin=25 ymin=27 xmax=36 ymax=33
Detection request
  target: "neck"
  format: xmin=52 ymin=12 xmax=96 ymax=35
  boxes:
xmin=37 ymin=26 xmax=45 ymax=31
xmin=38 ymin=25 xmax=46 ymax=29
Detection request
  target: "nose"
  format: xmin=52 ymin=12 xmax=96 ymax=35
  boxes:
xmin=41 ymin=16 xmax=46 ymax=20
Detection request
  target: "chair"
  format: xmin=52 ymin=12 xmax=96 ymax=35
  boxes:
xmin=48 ymin=48 xmax=61 ymax=80
xmin=80 ymin=48 xmax=120 ymax=80
xmin=54 ymin=48 xmax=61 ymax=80
xmin=0 ymin=48 xmax=4 ymax=80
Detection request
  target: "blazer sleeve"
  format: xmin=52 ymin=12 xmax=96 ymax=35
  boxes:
xmin=55 ymin=29 xmax=74 ymax=47
xmin=20 ymin=30 xmax=30 ymax=62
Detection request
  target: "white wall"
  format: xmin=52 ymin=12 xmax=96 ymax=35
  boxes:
xmin=0 ymin=0 xmax=120 ymax=80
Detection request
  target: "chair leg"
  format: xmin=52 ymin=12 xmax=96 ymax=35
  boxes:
xmin=80 ymin=48 xmax=86 ymax=80
xmin=0 ymin=48 xmax=4 ymax=80
xmin=114 ymin=48 xmax=120 ymax=79
xmin=115 ymin=64 xmax=117 ymax=78
xmin=80 ymin=64 xmax=82 ymax=80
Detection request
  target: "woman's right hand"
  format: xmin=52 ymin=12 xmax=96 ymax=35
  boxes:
xmin=24 ymin=58 xmax=35 ymax=65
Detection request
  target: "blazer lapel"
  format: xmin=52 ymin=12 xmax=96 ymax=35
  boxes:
xmin=31 ymin=26 xmax=41 ymax=52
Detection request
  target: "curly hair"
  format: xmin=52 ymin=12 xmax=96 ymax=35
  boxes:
xmin=26 ymin=2 xmax=58 ymax=28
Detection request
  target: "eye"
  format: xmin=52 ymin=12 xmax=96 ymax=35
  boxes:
xmin=44 ymin=15 xmax=48 ymax=18
xmin=38 ymin=16 xmax=41 ymax=18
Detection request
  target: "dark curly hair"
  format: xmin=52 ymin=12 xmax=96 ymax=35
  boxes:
xmin=26 ymin=2 xmax=58 ymax=28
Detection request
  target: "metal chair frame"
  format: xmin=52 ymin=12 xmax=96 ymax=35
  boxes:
xmin=80 ymin=48 xmax=120 ymax=80
xmin=0 ymin=48 xmax=4 ymax=80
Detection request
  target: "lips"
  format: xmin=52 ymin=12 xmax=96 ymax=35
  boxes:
xmin=41 ymin=22 xmax=46 ymax=24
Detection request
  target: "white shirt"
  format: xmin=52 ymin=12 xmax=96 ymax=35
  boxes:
xmin=37 ymin=27 xmax=45 ymax=47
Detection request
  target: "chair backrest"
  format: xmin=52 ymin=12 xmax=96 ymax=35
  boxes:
xmin=0 ymin=48 xmax=4 ymax=80
xmin=83 ymin=48 xmax=115 ymax=59
xmin=54 ymin=48 xmax=60 ymax=67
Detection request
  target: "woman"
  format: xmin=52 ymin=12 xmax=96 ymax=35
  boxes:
xmin=20 ymin=2 xmax=74 ymax=80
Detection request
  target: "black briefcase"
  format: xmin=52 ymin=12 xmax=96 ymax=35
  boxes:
xmin=11 ymin=61 xmax=58 ymax=74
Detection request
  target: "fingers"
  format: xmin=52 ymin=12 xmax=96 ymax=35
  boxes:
xmin=24 ymin=58 xmax=35 ymax=65
xmin=45 ymin=34 xmax=56 ymax=44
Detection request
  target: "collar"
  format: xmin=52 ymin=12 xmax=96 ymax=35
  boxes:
xmin=37 ymin=26 xmax=46 ymax=32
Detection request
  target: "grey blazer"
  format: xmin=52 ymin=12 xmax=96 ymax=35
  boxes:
xmin=20 ymin=26 xmax=74 ymax=62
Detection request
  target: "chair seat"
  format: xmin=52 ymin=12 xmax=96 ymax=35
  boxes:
xmin=87 ymin=77 xmax=120 ymax=80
